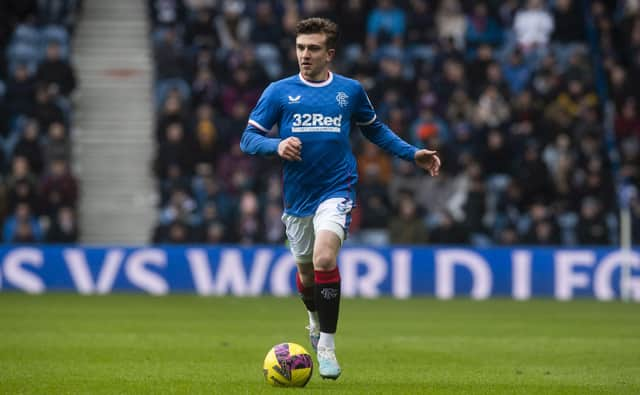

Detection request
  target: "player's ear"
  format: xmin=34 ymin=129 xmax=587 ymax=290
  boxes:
xmin=327 ymin=48 xmax=335 ymax=62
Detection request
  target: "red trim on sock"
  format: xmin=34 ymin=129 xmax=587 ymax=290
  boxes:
xmin=296 ymin=273 xmax=303 ymax=293
xmin=315 ymin=267 xmax=340 ymax=284
xmin=296 ymin=273 xmax=314 ymax=296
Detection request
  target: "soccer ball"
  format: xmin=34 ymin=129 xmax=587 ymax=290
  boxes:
xmin=263 ymin=342 xmax=313 ymax=387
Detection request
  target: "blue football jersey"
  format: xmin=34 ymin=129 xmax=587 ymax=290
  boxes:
xmin=241 ymin=72 xmax=417 ymax=217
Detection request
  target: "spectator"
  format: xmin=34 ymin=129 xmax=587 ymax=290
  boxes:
xmin=474 ymin=84 xmax=511 ymax=128
xmin=480 ymin=129 xmax=514 ymax=176
xmin=513 ymin=0 xmax=554 ymax=53
xmin=186 ymin=46 xmax=219 ymax=85
xmin=389 ymin=190 xmax=427 ymax=244
xmin=498 ymin=224 xmax=520 ymax=245
xmin=36 ymin=41 xmax=77 ymax=97
xmin=192 ymin=174 xmax=234 ymax=225
xmin=357 ymin=142 xmax=392 ymax=184
xmin=149 ymin=0 xmax=185 ymax=28
xmin=502 ymin=49 xmax=532 ymax=95
xmin=465 ymin=2 xmax=503 ymax=50
xmin=416 ymin=168 xmax=467 ymax=221
xmin=191 ymin=67 xmax=220 ymax=107
xmin=445 ymin=88 xmax=474 ymax=127
xmin=436 ymin=58 xmax=466 ymax=104
xmin=160 ymin=187 xmax=198 ymax=226
xmin=39 ymin=158 xmax=78 ymax=216
xmin=357 ymin=165 xmax=392 ymax=231
xmin=163 ymin=220 xmax=193 ymax=243
xmin=46 ymin=206 xmax=78 ymax=243
xmin=235 ymin=190 xmax=262 ymax=245
xmin=220 ymin=67 xmax=259 ymax=117
xmin=338 ymin=0 xmax=368 ymax=51
xmin=154 ymin=27 xmax=186 ymax=80
xmin=516 ymin=142 xmax=554 ymax=206
xmin=38 ymin=0 xmax=77 ymax=30
xmin=525 ymin=218 xmax=561 ymax=244
xmin=263 ymin=201 xmax=285 ymax=244
xmin=184 ymin=6 xmax=218 ymax=49
xmin=12 ymin=118 xmax=44 ymax=175
xmin=190 ymin=112 xmax=218 ymax=169
xmin=496 ymin=179 xmax=526 ymax=228
xmin=467 ymin=44 xmax=494 ymax=94
xmin=30 ymin=84 xmax=65 ymax=132
xmin=366 ymin=0 xmax=406 ymax=55
xmin=429 ymin=210 xmax=469 ymax=244
xmin=156 ymin=92 xmax=189 ymax=143
xmin=6 ymin=63 xmax=36 ymax=116
xmin=435 ymin=0 xmax=466 ymax=50
xmin=249 ymin=1 xmax=283 ymax=46
xmin=214 ymin=0 xmax=250 ymax=53
xmin=463 ymin=162 xmax=488 ymax=236
xmin=3 ymin=202 xmax=43 ymax=243
xmin=153 ymin=122 xmax=192 ymax=179
xmin=5 ymin=156 xmax=39 ymax=213
xmin=551 ymin=0 xmax=586 ymax=45
xmin=231 ymin=46 xmax=270 ymax=90
xmin=576 ymin=197 xmax=610 ymax=245
xmin=43 ymin=121 xmax=71 ymax=165
xmin=615 ymin=98 xmax=640 ymax=140
xmin=522 ymin=201 xmax=562 ymax=244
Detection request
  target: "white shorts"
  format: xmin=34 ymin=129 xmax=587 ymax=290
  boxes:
xmin=281 ymin=197 xmax=353 ymax=263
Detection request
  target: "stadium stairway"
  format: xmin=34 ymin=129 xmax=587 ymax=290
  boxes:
xmin=72 ymin=0 xmax=156 ymax=244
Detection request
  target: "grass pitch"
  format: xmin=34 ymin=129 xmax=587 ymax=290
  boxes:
xmin=0 ymin=294 xmax=638 ymax=394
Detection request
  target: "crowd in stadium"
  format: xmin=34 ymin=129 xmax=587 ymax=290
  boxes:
xmin=2 ymin=1 xmax=637 ymax=246
xmin=0 ymin=0 xmax=80 ymax=243
xmin=148 ymin=0 xmax=640 ymax=246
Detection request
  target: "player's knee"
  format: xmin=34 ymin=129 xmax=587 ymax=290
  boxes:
xmin=313 ymin=252 xmax=336 ymax=271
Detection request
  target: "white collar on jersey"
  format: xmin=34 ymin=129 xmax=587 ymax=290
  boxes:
xmin=298 ymin=71 xmax=333 ymax=87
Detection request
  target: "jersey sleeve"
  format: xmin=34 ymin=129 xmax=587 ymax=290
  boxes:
xmin=353 ymin=83 xmax=377 ymax=127
xmin=354 ymin=84 xmax=417 ymax=162
xmin=248 ymin=82 xmax=280 ymax=133
xmin=240 ymin=83 xmax=281 ymax=156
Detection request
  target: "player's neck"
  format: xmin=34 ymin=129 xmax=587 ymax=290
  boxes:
xmin=298 ymin=70 xmax=333 ymax=87
xmin=300 ymin=70 xmax=331 ymax=83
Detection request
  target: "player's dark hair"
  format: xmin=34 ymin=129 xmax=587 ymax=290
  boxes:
xmin=295 ymin=18 xmax=338 ymax=50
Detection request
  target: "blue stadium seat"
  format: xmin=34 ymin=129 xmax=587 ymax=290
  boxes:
xmin=11 ymin=24 xmax=40 ymax=47
xmin=40 ymin=25 xmax=70 ymax=46
xmin=155 ymin=78 xmax=191 ymax=109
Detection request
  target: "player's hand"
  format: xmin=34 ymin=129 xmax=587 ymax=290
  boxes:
xmin=278 ymin=137 xmax=302 ymax=161
xmin=414 ymin=149 xmax=441 ymax=176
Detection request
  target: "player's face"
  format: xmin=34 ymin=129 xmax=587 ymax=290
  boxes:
xmin=296 ymin=33 xmax=335 ymax=81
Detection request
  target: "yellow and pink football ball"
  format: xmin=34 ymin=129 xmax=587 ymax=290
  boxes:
xmin=263 ymin=342 xmax=313 ymax=387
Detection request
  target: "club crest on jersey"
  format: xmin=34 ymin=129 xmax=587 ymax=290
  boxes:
xmin=336 ymin=92 xmax=348 ymax=107
xmin=288 ymin=95 xmax=301 ymax=104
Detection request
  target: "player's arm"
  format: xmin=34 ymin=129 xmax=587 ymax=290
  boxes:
xmin=355 ymin=85 xmax=440 ymax=176
xmin=360 ymin=120 xmax=440 ymax=176
xmin=241 ymin=123 xmax=302 ymax=161
xmin=240 ymin=83 xmax=302 ymax=161
xmin=240 ymin=83 xmax=283 ymax=155
xmin=359 ymin=118 xmax=416 ymax=161
xmin=240 ymin=122 xmax=280 ymax=156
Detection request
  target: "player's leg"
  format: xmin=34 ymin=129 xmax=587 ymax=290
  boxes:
xmin=313 ymin=230 xmax=342 ymax=379
xmin=296 ymin=260 xmax=319 ymax=350
xmin=282 ymin=213 xmax=319 ymax=350
xmin=313 ymin=229 xmax=341 ymax=335
xmin=311 ymin=198 xmax=352 ymax=380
